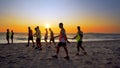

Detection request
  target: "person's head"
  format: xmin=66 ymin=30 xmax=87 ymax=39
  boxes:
xmin=45 ymin=28 xmax=47 ymax=31
xmin=28 ymin=26 xmax=30 ymax=30
xmin=7 ymin=29 xmax=9 ymax=32
xmin=35 ymin=27 xmax=37 ymax=31
xmin=59 ymin=23 xmax=63 ymax=29
xmin=37 ymin=26 xmax=39 ymax=29
xmin=77 ymin=26 xmax=80 ymax=31
xmin=11 ymin=30 xmax=13 ymax=32
xmin=49 ymin=28 xmax=51 ymax=31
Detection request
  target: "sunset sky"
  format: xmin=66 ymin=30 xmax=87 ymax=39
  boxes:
xmin=0 ymin=0 xmax=120 ymax=33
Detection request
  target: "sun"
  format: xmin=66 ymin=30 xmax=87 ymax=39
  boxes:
xmin=45 ymin=24 xmax=50 ymax=28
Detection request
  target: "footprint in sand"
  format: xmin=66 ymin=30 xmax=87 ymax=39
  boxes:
xmin=106 ymin=58 xmax=112 ymax=61
xmin=0 ymin=56 xmax=6 ymax=62
xmin=112 ymin=65 xmax=120 ymax=68
xmin=17 ymin=56 xmax=26 ymax=59
xmin=106 ymin=61 xmax=112 ymax=64
xmin=8 ymin=61 xmax=16 ymax=64
xmin=85 ymin=61 xmax=93 ymax=65
xmin=6 ymin=55 xmax=12 ymax=57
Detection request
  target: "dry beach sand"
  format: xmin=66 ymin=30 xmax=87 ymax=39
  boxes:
xmin=0 ymin=40 xmax=120 ymax=68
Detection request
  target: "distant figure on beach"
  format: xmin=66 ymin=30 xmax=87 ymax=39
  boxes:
xmin=11 ymin=30 xmax=14 ymax=43
xmin=49 ymin=28 xmax=56 ymax=47
xmin=44 ymin=28 xmax=48 ymax=45
xmin=34 ymin=26 xmax=42 ymax=50
xmin=26 ymin=27 xmax=35 ymax=47
xmin=52 ymin=23 xmax=70 ymax=60
xmin=73 ymin=26 xmax=87 ymax=56
xmin=6 ymin=29 xmax=10 ymax=44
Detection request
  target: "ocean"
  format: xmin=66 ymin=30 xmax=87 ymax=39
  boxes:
xmin=0 ymin=32 xmax=120 ymax=44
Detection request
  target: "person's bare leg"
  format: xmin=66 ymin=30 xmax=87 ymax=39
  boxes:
xmin=7 ymin=39 xmax=9 ymax=44
xmin=56 ymin=46 xmax=60 ymax=55
xmin=63 ymin=46 xmax=68 ymax=56
xmin=32 ymin=40 xmax=35 ymax=47
xmin=53 ymin=40 xmax=56 ymax=45
xmin=63 ymin=46 xmax=69 ymax=60
xmin=52 ymin=46 xmax=60 ymax=58
xmin=27 ymin=39 xmax=30 ymax=46
xmin=77 ymin=45 xmax=80 ymax=52
xmin=80 ymin=46 xmax=87 ymax=55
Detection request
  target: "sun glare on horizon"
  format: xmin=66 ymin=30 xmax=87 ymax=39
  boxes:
xmin=45 ymin=24 xmax=50 ymax=28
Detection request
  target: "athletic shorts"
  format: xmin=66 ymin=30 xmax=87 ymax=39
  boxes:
xmin=50 ymin=38 xmax=54 ymax=41
xmin=58 ymin=42 xmax=66 ymax=47
xmin=28 ymin=37 xmax=33 ymax=40
xmin=77 ymin=41 xmax=82 ymax=46
xmin=44 ymin=37 xmax=48 ymax=40
xmin=36 ymin=38 xmax=40 ymax=44
xmin=6 ymin=36 xmax=9 ymax=40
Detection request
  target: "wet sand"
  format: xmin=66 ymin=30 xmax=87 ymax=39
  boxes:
xmin=0 ymin=40 xmax=120 ymax=68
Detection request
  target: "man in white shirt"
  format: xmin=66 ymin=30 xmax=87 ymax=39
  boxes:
xmin=52 ymin=23 xmax=70 ymax=60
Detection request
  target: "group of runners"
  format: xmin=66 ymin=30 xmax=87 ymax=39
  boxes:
xmin=26 ymin=26 xmax=55 ymax=50
xmin=26 ymin=23 xmax=87 ymax=60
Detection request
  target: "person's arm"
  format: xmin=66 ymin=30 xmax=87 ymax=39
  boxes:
xmin=72 ymin=35 xmax=77 ymax=39
xmin=33 ymin=32 xmax=36 ymax=37
xmin=66 ymin=38 xmax=70 ymax=43
xmin=54 ymin=35 xmax=60 ymax=38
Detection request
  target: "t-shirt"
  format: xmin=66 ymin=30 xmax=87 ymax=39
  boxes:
xmin=59 ymin=28 xmax=67 ymax=42
xmin=36 ymin=29 xmax=41 ymax=39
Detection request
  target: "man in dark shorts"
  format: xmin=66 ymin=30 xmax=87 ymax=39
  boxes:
xmin=73 ymin=26 xmax=87 ymax=56
xmin=44 ymin=28 xmax=48 ymax=45
xmin=49 ymin=28 xmax=56 ymax=48
xmin=34 ymin=26 xmax=42 ymax=50
xmin=26 ymin=27 xmax=35 ymax=47
xmin=52 ymin=23 xmax=70 ymax=60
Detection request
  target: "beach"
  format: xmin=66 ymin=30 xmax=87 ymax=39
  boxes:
xmin=0 ymin=40 xmax=120 ymax=68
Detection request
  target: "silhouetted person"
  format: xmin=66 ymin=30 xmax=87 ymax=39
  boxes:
xmin=6 ymin=29 xmax=10 ymax=44
xmin=49 ymin=28 xmax=56 ymax=47
xmin=26 ymin=27 xmax=35 ymax=47
xmin=34 ymin=26 xmax=42 ymax=50
xmin=52 ymin=23 xmax=70 ymax=60
xmin=73 ymin=26 xmax=87 ymax=56
xmin=11 ymin=30 xmax=14 ymax=43
xmin=44 ymin=28 xmax=48 ymax=45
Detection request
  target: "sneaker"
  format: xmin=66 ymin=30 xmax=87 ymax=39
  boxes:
xmin=26 ymin=44 xmax=29 ymax=47
xmin=52 ymin=55 xmax=58 ymax=59
xmin=76 ymin=53 xmax=80 ymax=56
xmin=39 ymin=48 xmax=42 ymax=50
xmin=47 ymin=46 xmax=51 ymax=48
xmin=84 ymin=52 xmax=87 ymax=55
xmin=32 ymin=45 xmax=35 ymax=47
xmin=64 ymin=56 xmax=69 ymax=60
xmin=35 ymin=47 xmax=38 ymax=49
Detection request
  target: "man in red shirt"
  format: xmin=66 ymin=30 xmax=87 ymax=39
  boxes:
xmin=52 ymin=23 xmax=70 ymax=60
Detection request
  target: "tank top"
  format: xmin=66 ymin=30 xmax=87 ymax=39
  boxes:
xmin=76 ymin=31 xmax=83 ymax=42
xmin=29 ymin=30 xmax=33 ymax=37
xmin=59 ymin=28 xmax=67 ymax=42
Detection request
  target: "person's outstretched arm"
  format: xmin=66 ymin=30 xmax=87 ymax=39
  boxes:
xmin=54 ymin=35 xmax=60 ymax=38
xmin=72 ymin=35 xmax=77 ymax=39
